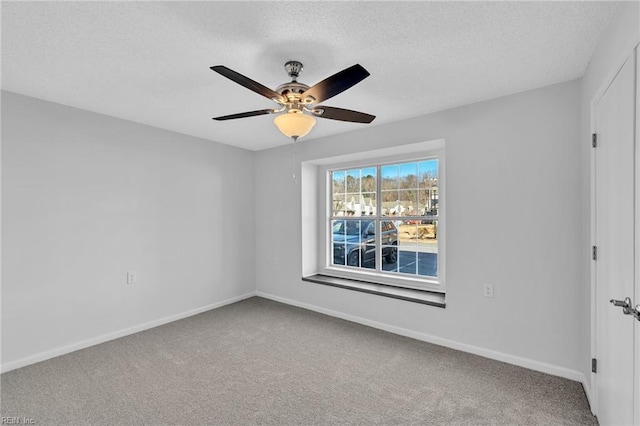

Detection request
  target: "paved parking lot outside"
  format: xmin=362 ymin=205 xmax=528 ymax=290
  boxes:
xmin=383 ymin=251 xmax=437 ymax=277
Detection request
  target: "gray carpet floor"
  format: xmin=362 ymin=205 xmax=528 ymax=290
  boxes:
xmin=1 ymin=297 xmax=596 ymax=425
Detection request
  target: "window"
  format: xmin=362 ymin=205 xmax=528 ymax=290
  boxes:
xmin=300 ymin=139 xmax=445 ymax=304
xmin=325 ymin=156 xmax=443 ymax=291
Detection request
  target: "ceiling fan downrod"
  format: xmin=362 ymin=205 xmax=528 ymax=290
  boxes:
xmin=284 ymin=60 xmax=303 ymax=81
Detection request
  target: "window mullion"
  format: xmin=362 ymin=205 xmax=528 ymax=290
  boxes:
xmin=375 ymin=165 xmax=382 ymax=273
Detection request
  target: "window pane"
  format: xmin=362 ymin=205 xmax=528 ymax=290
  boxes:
xmin=417 ymin=219 xmax=438 ymax=277
xmin=331 ymin=219 xmax=376 ymax=270
xmin=362 ymin=192 xmax=376 ymax=216
xmin=360 ymin=168 xmax=377 ymax=217
xmin=398 ymin=190 xmax=418 ymax=216
xmin=399 ymin=162 xmax=418 ymax=190
xmin=381 ymin=165 xmax=398 ymax=190
xmin=344 ymin=194 xmax=358 ymax=216
xmin=418 ymin=159 xmax=438 ymax=185
xmin=332 ymin=170 xmax=347 ymax=216
xmin=332 ymin=170 xmax=346 ymax=194
xmin=361 ymin=168 xmax=376 ymax=192
xmin=417 ymin=189 xmax=431 ymax=216
xmin=397 ymin=222 xmax=418 ymax=275
xmin=380 ymin=220 xmax=399 ymax=272
xmin=335 ymin=167 xmax=377 ymax=217
xmin=332 ymin=193 xmax=347 ymax=216
xmin=381 ymin=190 xmax=398 ymax=217
xmin=418 ymin=160 xmax=438 ymax=216
xmin=331 ymin=219 xmax=348 ymax=266
xmin=346 ymin=169 xmax=360 ymax=193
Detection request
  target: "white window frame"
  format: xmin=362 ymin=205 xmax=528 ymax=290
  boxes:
xmin=315 ymin=144 xmax=446 ymax=293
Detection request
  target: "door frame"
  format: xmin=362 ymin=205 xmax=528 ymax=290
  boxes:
xmin=589 ymin=42 xmax=639 ymax=421
xmin=634 ymin=46 xmax=640 ymax=426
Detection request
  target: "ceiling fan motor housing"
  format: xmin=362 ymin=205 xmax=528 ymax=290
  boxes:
xmin=278 ymin=61 xmax=315 ymax=107
xmin=276 ymin=81 xmax=312 ymax=105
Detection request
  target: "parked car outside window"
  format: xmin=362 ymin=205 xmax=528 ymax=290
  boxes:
xmin=332 ymin=219 xmax=398 ymax=267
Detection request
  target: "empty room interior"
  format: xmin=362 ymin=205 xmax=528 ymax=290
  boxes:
xmin=2 ymin=2 xmax=640 ymax=425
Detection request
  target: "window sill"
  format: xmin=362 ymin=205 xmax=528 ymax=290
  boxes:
xmin=302 ymin=274 xmax=446 ymax=307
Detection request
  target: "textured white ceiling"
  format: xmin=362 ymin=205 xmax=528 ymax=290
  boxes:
xmin=2 ymin=1 xmax=617 ymax=151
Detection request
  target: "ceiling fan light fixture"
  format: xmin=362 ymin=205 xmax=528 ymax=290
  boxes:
xmin=273 ymin=110 xmax=316 ymax=139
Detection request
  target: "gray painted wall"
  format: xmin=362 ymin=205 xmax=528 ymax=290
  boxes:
xmin=255 ymin=80 xmax=584 ymax=379
xmin=1 ymin=91 xmax=255 ymax=367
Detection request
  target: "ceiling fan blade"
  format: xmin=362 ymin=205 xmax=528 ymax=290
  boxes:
xmin=210 ymin=66 xmax=285 ymax=103
xmin=301 ymin=64 xmax=370 ymax=104
xmin=212 ymin=109 xmax=277 ymax=121
xmin=311 ymin=106 xmax=375 ymax=123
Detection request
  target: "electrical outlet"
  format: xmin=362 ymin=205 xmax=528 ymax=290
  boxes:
xmin=127 ymin=271 xmax=137 ymax=284
xmin=483 ymin=284 xmax=494 ymax=298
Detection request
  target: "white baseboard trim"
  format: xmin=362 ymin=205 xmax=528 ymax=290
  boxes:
xmin=256 ymin=291 xmax=588 ymax=385
xmin=582 ymin=377 xmax=593 ymax=413
xmin=1 ymin=291 xmax=256 ymax=374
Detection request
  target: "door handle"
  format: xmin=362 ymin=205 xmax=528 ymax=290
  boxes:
xmin=610 ymin=297 xmax=631 ymax=308
xmin=610 ymin=297 xmax=640 ymax=321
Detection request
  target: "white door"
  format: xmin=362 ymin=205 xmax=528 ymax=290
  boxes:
xmin=594 ymin=51 xmax=637 ymax=425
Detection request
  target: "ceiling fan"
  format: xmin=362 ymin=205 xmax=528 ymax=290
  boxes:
xmin=210 ymin=61 xmax=375 ymax=141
